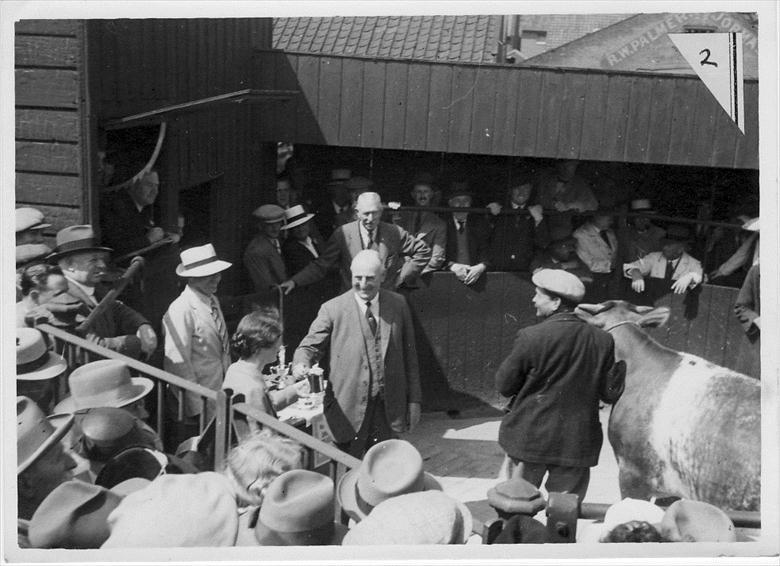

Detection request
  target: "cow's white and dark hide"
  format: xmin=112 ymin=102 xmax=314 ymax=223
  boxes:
xmin=576 ymin=300 xmax=760 ymax=512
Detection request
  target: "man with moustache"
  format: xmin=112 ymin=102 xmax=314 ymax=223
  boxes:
xmin=292 ymin=250 xmax=421 ymax=458
xmin=494 ymin=269 xmax=625 ymax=500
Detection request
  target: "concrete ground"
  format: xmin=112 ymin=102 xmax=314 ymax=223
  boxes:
xmin=403 ymin=407 xmax=761 ymax=544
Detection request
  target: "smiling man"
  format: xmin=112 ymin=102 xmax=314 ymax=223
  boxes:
xmin=292 ymin=250 xmax=421 ymax=458
xmin=494 ymin=269 xmax=625 ymax=501
xmin=279 ymin=192 xmax=430 ymax=294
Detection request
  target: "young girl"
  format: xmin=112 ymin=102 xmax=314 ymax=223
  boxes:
xmin=223 ymin=308 xmax=308 ymax=425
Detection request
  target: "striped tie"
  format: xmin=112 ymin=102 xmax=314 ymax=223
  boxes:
xmin=210 ymin=296 xmax=229 ymax=354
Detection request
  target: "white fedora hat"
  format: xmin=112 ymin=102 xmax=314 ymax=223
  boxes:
xmin=175 ymin=243 xmax=232 ymax=277
xmin=17 ymin=328 xmax=68 ymax=382
xmin=280 ymin=205 xmax=315 ymax=230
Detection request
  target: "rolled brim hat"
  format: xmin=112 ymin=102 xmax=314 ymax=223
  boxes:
xmin=53 ymin=376 xmax=153 ymax=415
xmin=17 ymin=328 xmax=68 ymax=381
xmin=175 ymin=243 xmax=232 ymax=277
xmin=280 ymin=204 xmax=315 ymax=230
xmin=46 ymin=225 xmax=112 ymax=263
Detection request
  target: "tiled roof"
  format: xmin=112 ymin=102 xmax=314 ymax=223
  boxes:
xmin=515 ymin=14 xmax=633 ymax=49
xmin=273 ymin=15 xmax=501 ymax=63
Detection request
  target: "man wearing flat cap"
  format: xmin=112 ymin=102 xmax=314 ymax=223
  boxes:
xmin=494 ymin=269 xmax=625 ymax=500
xmin=16 ymin=207 xmax=53 ymax=300
xmin=243 ymin=204 xmax=288 ymax=294
xmin=49 ymin=225 xmax=157 ymax=359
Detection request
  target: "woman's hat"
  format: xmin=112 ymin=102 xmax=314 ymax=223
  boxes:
xmin=95 ymin=446 xmax=200 ymax=489
xmin=17 ymin=396 xmax=74 ymax=475
xmin=46 ymin=225 xmax=112 ymax=263
xmin=337 ymin=439 xmax=441 ymax=522
xmin=16 ymin=328 xmax=67 ymax=381
xmin=280 ymin=204 xmax=315 ymax=230
xmin=53 ymin=359 xmax=153 ymax=415
xmin=175 ymin=243 xmax=232 ymax=277
xmin=255 ymin=470 xmax=348 ymax=546
xmin=342 ymin=491 xmax=473 ymax=545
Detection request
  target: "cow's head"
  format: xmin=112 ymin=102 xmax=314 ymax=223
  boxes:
xmin=575 ymin=300 xmax=671 ymax=329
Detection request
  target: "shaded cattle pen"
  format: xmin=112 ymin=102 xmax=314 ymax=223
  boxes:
xmin=404 ymin=273 xmax=758 ymax=411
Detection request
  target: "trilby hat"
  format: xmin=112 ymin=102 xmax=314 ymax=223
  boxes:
xmin=46 ymin=225 xmax=112 ymax=263
xmin=17 ymin=396 xmax=74 ymax=475
xmin=175 ymin=243 xmax=232 ymax=277
xmin=53 ymin=359 xmax=153 ymax=415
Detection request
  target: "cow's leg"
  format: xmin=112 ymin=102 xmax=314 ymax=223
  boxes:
xmin=616 ymin=458 xmax=655 ymax=501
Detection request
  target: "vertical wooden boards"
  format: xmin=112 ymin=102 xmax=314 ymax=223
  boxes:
xmin=317 ymin=57 xmax=342 ymax=144
xmin=644 ymin=76 xmax=676 ymax=164
xmin=534 ymin=70 xmax=564 ymax=157
xmin=703 ymin=285 xmax=732 ymax=367
xmin=623 ymin=74 xmax=653 ymax=163
xmin=382 ymin=61 xmax=409 ymax=149
xmin=513 ymin=68 xmax=544 ymax=156
xmin=557 ymin=72 xmax=589 ymax=159
xmin=469 ymin=66 xmax=497 ymax=155
xmin=360 ymin=60 xmax=386 ymax=147
xmin=339 ymin=57 xmax=365 ymax=146
xmin=490 ymin=65 xmax=517 ymax=153
xmin=578 ymin=73 xmax=609 ymax=161
xmin=403 ymin=63 xmax=430 ymax=150
xmin=295 ymin=55 xmax=323 ymax=144
xmin=601 ymin=73 xmax=632 ymax=162
xmin=690 ymin=82 xmax=719 ymax=168
xmin=447 ymin=65 xmax=476 ymax=154
xmin=425 ymin=63 xmax=452 ymax=152
xmin=733 ymin=81 xmax=759 ymax=169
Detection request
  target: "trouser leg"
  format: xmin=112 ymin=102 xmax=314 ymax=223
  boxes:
xmin=545 ymin=465 xmax=591 ymax=502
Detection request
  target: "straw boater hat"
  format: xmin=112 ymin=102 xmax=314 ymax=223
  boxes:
xmin=16 ymin=328 xmax=67 ymax=381
xmin=53 ymin=359 xmax=153 ymax=415
xmin=337 ymin=439 xmax=441 ymax=522
xmin=175 ymin=243 xmax=232 ymax=277
xmin=280 ymin=204 xmax=315 ymax=230
xmin=16 ymin=207 xmax=51 ymax=233
xmin=254 ymin=470 xmax=348 ymax=546
xmin=46 ymin=225 xmax=113 ymax=263
xmin=17 ymin=396 xmax=74 ymax=475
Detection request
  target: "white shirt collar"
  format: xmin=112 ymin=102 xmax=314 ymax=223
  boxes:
xmin=354 ymin=292 xmax=380 ymax=315
xmin=65 ymin=276 xmax=96 ymax=301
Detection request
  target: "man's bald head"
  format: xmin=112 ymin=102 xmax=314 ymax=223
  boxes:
xmin=355 ymin=192 xmax=383 ymax=232
xmin=351 ymin=250 xmax=384 ymax=301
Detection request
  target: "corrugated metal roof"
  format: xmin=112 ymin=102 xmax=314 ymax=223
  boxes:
xmin=273 ymin=15 xmax=499 ymax=62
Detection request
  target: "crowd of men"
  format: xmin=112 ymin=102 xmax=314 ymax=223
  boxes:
xmin=13 ymin=158 xmax=758 ymax=549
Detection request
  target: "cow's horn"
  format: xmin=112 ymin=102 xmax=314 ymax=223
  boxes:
xmin=577 ymin=302 xmax=609 ymax=315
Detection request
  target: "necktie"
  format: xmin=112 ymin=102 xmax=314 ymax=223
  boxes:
xmin=210 ymin=296 xmax=229 ymax=354
xmin=366 ymin=229 xmax=375 ymax=249
xmin=272 ymin=239 xmax=281 ymax=255
xmin=412 ymin=212 xmax=422 ymax=235
xmin=457 ymin=220 xmax=465 ymax=234
xmin=599 ymin=230 xmax=612 ymax=248
xmin=365 ymin=301 xmax=377 ymax=335
xmin=664 ymin=259 xmax=675 ymax=282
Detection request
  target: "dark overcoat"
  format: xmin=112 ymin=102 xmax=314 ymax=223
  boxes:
xmin=495 ymin=312 xmax=625 ymax=467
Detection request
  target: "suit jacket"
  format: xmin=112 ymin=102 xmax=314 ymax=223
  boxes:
xmin=573 ymin=223 xmax=618 ymax=273
xmin=100 ymin=189 xmax=156 ymax=257
xmin=243 ymin=234 xmax=287 ymax=293
xmin=394 ymin=211 xmax=447 ymax=273
xmin=163 ymin=285 xmax=231 ymax=418
xmin=293 ymin=290 xmax=421 ymax=443
xmin=489 ymin=210 xmax=549 ymax=272
xmin=622 ymin=251 xmax=703 ymax=285
xmin=291 ymin=221 xmax=431 ymax=291
xmin=495 ymin=312 xmax=625 ymax=467
xmin=65 ymin=279 xmax=149 ymax=359
xmin=444 ymin=214 xmax=492 ymax=267
xmin=282 ymin=235 xmax=324 ymax=275
xmin=314 ymin=200 xmax=352 ymax=240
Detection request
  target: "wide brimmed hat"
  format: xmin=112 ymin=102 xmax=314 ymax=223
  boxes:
xmin=175 ymin=243 xmax=232 ymax=277
xmin=487 ymin=477 xmax=545 ymax=516
xmin=53 ymin=359 xmax=153 ymax=415
xmin=77 ymin=407 xmax=156 ymax=463
xmin=17 ymin=396 xmax=74 ymax=475
xmin=337 ymin=439 xmax=441 ymax=522
xmin=17 ymin=328 xmax=67 ymax=381
xmin=342 ymin=491 xmax=473 ymax=545
xmin=46 ymin=225 xmax=112 ymax=262
xmin=630 ymin=199 xmax=656 ymax=213
xmin=532 ymin=269 xmax=585 ymax=303
xmin=658 ymin=499 xmax=736 ymax=542
xmin=661 ymin=224 xmax=692 ymax=243
xmin=16 ymin=207 xmax=51 ymax=233
xmin=252 ymin=204 xmax=286 ymax=224
xmin=28 ymin=480 xmax=125 ymax=549
xmin=255 ymin=470 xmax=348 ymax=546
xmin=102 ymin=472 xmax=239 ymax=548
xmin=95 ymin=446 xmax=200 ymax=489
xmin=280 ymin=204 xmax=315 ymax=230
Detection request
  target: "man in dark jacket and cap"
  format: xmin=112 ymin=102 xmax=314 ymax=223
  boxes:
xmin=494 ymin=269 xmax=625 ymax=500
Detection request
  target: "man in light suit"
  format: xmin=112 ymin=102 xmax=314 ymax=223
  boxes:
xmin=292 ymin=250 xmax=422 ymax=458
xmin=279 ymin=192 xmax=430 ymax=294
xmin=243 ymin=204 xmax=287 ymax=295
xmin=163 ymin=244 xmax=232 ymax=424
xmin=573 ymin=214 xmax=619 ymax=302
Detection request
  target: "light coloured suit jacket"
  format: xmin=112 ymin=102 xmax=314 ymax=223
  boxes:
xmin=623 ymin=251 xmax=703 ymax=285
xmin=573 ymin=223 xmax=618 ymax=273
xmin=293 ymin=290 xmax=421 ymax=443
xmin=243 ymin=234 xmax=287 ymax=293
xmin=290 ymin=220 xmax=431 ymax=291
xmin=163 ymin=285 xmax=231 ymax=418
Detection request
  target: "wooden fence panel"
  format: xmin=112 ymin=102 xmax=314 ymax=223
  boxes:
xmin=15 ymin=109 xmax=79 ymax=142
xmin=15 ymin=69 xmax=79 ymax=108
xmin=15 ymin=35 xmax=79 ymax=67
xmin=16 ymin=173 xmax=82 ymax=207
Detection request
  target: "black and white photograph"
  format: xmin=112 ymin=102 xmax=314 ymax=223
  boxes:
xmin=2 ymin=1 xmax=778 ymax=563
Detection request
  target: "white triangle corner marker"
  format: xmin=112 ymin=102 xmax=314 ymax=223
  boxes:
xmin=669 ymin=32 xmax=745 ymax=134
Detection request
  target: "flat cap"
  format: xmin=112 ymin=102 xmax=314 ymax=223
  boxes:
xmin=532 ymin=269 xmax=585 ymax=303
xmin=252 ymin=204 xmax=286 ymax=223
xmin=16 ymin=207 xmax=51 ymax=233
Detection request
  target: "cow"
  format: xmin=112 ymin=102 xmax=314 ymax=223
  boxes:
xmin=575 ymin=300 xmax=760 ymax=512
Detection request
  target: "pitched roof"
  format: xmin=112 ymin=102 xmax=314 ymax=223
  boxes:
xmin=272 ymin=15 xmax=501 ymax=63
xmin=514 ymin=14 xmax=633 ymax=49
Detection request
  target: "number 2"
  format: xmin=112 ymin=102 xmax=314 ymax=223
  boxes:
xmin=699 ymin=48 xmax=718 ymax=67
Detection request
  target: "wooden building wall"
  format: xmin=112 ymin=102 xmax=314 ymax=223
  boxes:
xmin=254 ymin=51 xmax=758 ymax=170
xmin=88 ymin=18 xmax=277 ymax=292
xmin=15 ymin=20 xmax=92 ymax=238
xmin=407 ymin=273 xmax=759 ymax=410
